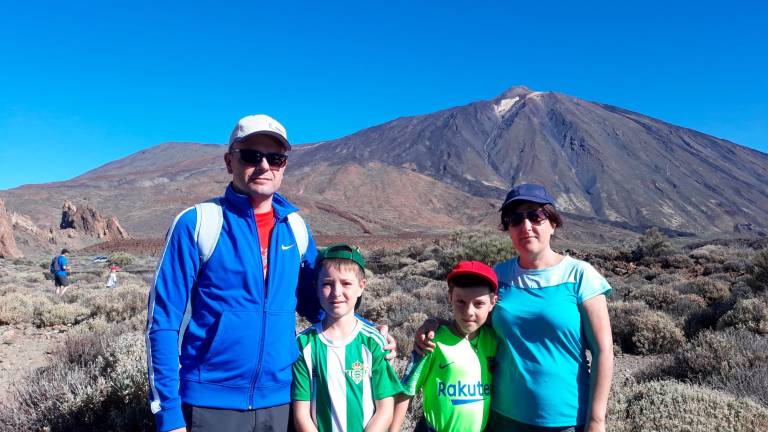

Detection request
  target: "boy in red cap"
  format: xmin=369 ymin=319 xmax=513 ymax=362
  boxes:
xmin=391 ymin=261 xmax=499 ymax=432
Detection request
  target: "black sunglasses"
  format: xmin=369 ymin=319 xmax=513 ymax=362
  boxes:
xmin=230 ymin=149 xmax=288 ymax=168
xmin=504 ymin=208 xmax=549 ymax=227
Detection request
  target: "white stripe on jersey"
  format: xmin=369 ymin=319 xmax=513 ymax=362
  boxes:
xmin=327 ymin=343 xmax=347 ymax=432
xmin=361 ymin=344 xmax=374 ymax=426
xmin=303 ymin=343 xmax=317 ymax=425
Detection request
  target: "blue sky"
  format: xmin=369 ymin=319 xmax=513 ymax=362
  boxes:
xmin=1 ymin=0 xmax=766 ymax=190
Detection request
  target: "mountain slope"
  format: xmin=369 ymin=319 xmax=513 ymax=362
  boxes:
xmin=2 ymin=86 xmax=766 ymax=244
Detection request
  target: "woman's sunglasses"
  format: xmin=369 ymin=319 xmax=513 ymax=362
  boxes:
xmin=230 ymin=149 xmax=288 ymax=168
xmin=504 ymin=208 xmax=549 ymax=227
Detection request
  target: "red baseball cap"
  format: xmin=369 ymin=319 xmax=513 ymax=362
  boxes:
xmin=446 ymin=261 xmax=499 ymax=294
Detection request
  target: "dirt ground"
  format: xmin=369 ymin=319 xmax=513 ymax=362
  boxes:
xmin=0 ymin=323 xmax=70 ymax=401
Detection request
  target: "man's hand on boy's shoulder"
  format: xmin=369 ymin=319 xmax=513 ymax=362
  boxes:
xmin=377 ymin=324 xmax=397 ymax=361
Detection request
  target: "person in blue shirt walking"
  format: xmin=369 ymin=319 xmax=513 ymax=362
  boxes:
xmin=52 ymin=248 xmax=72 ymax=296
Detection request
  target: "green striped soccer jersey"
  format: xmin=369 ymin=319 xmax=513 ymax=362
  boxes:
xmin=292 ymin=318 xmax=403 ymax=432
xmin=401 ymin=324 xmax=498 ymax=432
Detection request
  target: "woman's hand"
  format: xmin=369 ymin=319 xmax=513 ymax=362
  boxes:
xmin=585 ymin=418 xmax=606 ymax=432
xmin=413 ymin=318 xmax=441 ymax=354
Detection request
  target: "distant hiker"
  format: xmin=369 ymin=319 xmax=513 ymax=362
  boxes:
xmin=416 ymin=184 xmax=614 ymax=432
xmin=105 ymin=264 xmax=120 ymax=288
xmin=292 ymin=244 xmax=403 ymax=432
xmin=145 ymin=114 xmax=395 ymax=432
xmin=50 ymin=248 xmax=72 ymax=296
xmin=392 ymin=261 xmax=499 ymax=432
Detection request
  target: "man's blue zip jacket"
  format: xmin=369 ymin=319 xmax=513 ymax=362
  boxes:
xmin=145 ymin=184 xmax=322 ymax=431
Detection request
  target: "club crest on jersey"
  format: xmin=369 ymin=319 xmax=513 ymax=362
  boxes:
xmin=346 ymin=361 xmax=370 ymax=384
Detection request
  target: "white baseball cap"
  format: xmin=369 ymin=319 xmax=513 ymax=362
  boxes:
xmin=228 ymin=114 xmax=290 ymax=151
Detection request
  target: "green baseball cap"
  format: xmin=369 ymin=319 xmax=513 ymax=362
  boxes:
xmin=317 ymin=243 xmax=365 ymax=270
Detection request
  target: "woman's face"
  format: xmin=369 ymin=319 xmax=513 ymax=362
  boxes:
xmin=506 ymin=202 xmax=556 ymax=257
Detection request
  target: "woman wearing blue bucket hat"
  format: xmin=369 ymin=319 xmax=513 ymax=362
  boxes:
xmin=416 ymin=183 xmax=613 ymax=432
xmin=485 ymin=183 xmax=614 ymax=432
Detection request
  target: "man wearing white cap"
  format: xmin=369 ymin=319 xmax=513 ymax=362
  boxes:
xmin=146 ymin=115 xmax=324 ymax=431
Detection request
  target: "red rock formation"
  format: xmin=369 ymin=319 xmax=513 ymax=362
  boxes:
xmin=0 ymin=199 xmax=23 ymax=259
xmin=59 ymin=201 xmax=130 ymax=241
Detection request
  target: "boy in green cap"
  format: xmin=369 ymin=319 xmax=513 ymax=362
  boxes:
xmin=292 ymin=243 xmax=403 ymax=432
xmin=391 ymin=261 xmax=499 ymax=432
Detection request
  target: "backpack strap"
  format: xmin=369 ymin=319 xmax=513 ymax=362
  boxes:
xmin=194 ymin=198 xmax=224 ymax=265
xmin=194 ymin=198 xmax=307 ymax=264
xmin=286 ymin=212 xmax=309 ymax=260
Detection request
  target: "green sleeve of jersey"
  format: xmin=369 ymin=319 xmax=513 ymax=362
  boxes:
xmin=401 ymin=351 xmax=433 ymax=396
xmin=371 ymin=344 xmax=405 ymax=400
xmin=292 ymin=339 xmax=311 ymax=401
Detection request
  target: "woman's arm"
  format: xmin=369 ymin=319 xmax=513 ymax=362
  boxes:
xmin=364 ymin=397 xmax=394 ymax=432
xmin=292 ymin=401 xmax=319 ymax=432
xmin=581 ymin=294 xmax=613 ymax=432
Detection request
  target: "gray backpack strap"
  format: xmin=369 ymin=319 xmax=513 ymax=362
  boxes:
xmin=194 ymin=198 xmax=224 ymax=264
xmin=286 ymin=212 xmax=309 ymax=260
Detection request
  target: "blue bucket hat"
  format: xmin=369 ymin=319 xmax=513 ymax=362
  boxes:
xmin=500 ymin=183 xmax=556 ymax=210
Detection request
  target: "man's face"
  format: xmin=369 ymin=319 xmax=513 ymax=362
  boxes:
xmin=224 ymin=134 xmax=287 ymax=201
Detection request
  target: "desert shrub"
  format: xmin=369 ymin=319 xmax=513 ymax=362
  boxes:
xmin=391 ymin=259 xmax=442 ymax=280
xmin=73 ymin=271 xmax=103 ymax=285
xmin=660 ymin=253 xmax=694 ymax=269
xmin=610 ymin=301 xmax=684 ymax=354
xmin=608 ymin=380 xmax=768 ymax=432
xmin=674 ymin=277 xmax=730 ymax=303
xmin=365 ymin=248 xmax=416 ymax=274
xmin=627 ymin=286 xmax=680 ymax=310
xmin=639 ymin=330 xmax=768 ymax=395
xmin=0 ymin=292 xmax=53 ymax=325
xmin=0 ymin=330 xmax=151 ymax=431
xmin=747 ymin=249 xmax=768 ymax=292
xmin=108 ymin=252 xmax=136 ymax=267
xmin=0 ymin=292 xmax=36 ymax=324
xmin=712 ymin=362 xmax=768 ymax=406
xmin=632 ymin=227 xmax=675 ymax=260
xmin=689 ymin=244 xmax=728 ymax=264
xmin=83 ymin=282 xmax=147 ymax=322
xmin=723 ymin=259 xmax=748 ymax=273
xmin=35 ymin=302 xmax=91 ymax=327
xmin=717 ymin=298 xmax=768 ymax=334
xmin=609 ymin=301 xmax=648 ymax=352
xmin=630 ymin=310 xmax=685 ymax=355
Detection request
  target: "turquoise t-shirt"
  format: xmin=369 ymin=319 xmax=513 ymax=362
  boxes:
xmin=491 ymin=256 xmax=611 ymax=427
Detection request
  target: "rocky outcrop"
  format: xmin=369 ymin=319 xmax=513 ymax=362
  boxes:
xmin=59 ymin=201 xmax=130 ymax=241
xmin=0 ymin=199 xmax=23 ymax=259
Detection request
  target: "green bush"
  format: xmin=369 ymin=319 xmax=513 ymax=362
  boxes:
xmin=435 ymin=230 xmax=516 ymax=277
xmin=108 ymin=252 xmax=136 ymax=267
xmin=632 ymin=227 xmax=675 ymax=260
xmin=717 ymin=298 xmax=768 ymax=334
xmin=608 ymin=380 xmax=768 ymax=432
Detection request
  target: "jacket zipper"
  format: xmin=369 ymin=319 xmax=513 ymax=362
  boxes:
xmin=247 ymin=210 xmax=276 ymax=409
